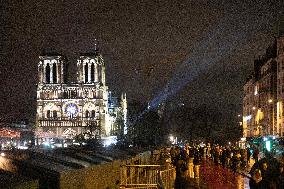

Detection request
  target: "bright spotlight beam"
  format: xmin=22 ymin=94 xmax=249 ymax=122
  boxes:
xmin=148 ymin=3 xmax=278 ymax=110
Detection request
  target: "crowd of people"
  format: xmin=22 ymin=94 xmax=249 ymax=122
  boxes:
xmin=157 ymin=143 xmax=284 ymax=189
xmin=248 ymin=151 xmax=284 ymax=189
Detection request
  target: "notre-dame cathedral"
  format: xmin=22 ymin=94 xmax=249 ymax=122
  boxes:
xmin=36 ymin=50 xmax=127 ymax=139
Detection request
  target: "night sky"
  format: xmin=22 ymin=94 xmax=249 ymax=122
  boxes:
xmin=0 ymin=0 xmax=283 ymax=122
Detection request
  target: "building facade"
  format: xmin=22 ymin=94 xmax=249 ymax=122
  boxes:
xmin=257 ymin=58 xmax=277 ymax=136
xmin=243 ymin=77 xmax=255 ymax=137
xmin=276 ymin=36 xmax=284 ymax=136
xmin=243 ymin=37 xmax=284 ymax=137
xmin=36 ymin=51 xmax=127 ymax=139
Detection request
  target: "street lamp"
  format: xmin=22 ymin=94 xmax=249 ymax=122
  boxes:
xmin=169 ymin=135 xmax=174 ymax=143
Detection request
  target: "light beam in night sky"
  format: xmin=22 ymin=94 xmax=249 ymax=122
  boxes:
xmin=148 ymin=3 xmax=280 ymax=110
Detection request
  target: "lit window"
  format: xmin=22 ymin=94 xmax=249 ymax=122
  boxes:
xmin=254 ymin=86 xmax=258 ymax=95
xmin=65 ymin=103 xmax=78 ymax=118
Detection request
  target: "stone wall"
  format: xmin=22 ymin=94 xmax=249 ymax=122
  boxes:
xmin=59 ymin=150 xmax=153 ymax=189
xmin=60 ymin=160 xmax=122 ymax=189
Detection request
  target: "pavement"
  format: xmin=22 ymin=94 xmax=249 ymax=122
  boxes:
xmin=175 ymin=158 xmax=252 ymax=189
xmin=175 ymin=177 xmax=207 ymax=189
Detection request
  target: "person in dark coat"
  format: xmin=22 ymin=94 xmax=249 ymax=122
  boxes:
xmin=276 ymin=163 xmax=284 ymax=189
xmin=247 ymin=147 xmax=251 ymax=163
xmin=260 ymin=162 xmax=269 ymax=181
xmin=193 ymin=147 xmax=201 ymax=165
xmin=249 ymin=169 xmax=269 ymax=189
xmin=220 ymin=148 xmax=226 ymax=167
xmin=253 ymin=148 xmax=259 ymax=163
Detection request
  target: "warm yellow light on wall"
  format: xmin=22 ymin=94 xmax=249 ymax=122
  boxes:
xmin=255 ymin=109 xmax=264 ymax=124
xmin=254 ymin=86 xmax=258 ymax=95
xmin=277 ymin=101 xmax=282 ymax=122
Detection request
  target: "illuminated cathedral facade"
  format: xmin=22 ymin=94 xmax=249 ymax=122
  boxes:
xmin=36 ymin=50 xmax=127 ymax=139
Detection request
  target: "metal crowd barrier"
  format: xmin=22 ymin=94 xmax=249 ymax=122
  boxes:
xmin=159 ymin=167 xmax=176 ymax=189
xmin=120 ymin=164 xmax=175 ymax=189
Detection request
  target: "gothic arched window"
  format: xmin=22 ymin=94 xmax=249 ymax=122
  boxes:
xmin=85 ymin=64 xmax=88 ymax=83
xmin=91 ymin=63 xmax=94 ymax=82
xmin=53 ymin=110 xmax=57 ymax=118
xmin=98 ymin=64 xmax=102 ymax=82
xmin=91 ymin=110 xmax=96 ymax=118
xmin=46 ymin=63 xmax=50 ymax=83
xmin=86 ymin=110 xmax=90 ymax=118
xmin=70 ymin=90 xmax=77 ymax=98
xmin=47 ymin=110 xmax=51 ymax=118
xmin=53 ymin=64 xmax=57 ymax=83
xmin=63 ymin=91 xmax=68 ymax=98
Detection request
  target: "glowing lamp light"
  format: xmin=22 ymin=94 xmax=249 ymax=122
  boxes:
xmin=240 ymin=137 xmax=246 ymax=142
xmin=102 ymin=136 xmax=117 ymax=147
xmin=266 ymin=141 xmax=271 ymax=152
xmin=244 ymin=115 xmax=252 ymax=121
xmin=254 ymin=86 xmax=258 ymax=95
xmin=17 ymin=146 xmax=28 ymax=150
xmin=268 ymin=99 xmax=273 ymax=103
xmin=1 ymin=152 xmax=5 ymax=157
xmin=43 ymin=141 xmax=50 ymax=146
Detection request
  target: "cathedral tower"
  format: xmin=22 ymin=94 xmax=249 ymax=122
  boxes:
xmin=38 ymin=54 xmax=66 ymax=84
xmin=77 ymin=53 xmax=106 ymax=86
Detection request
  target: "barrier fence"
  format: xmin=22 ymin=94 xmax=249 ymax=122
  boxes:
xmin=159 ymin=167 xmax=176 ymax=189
xmin=120 ymin=164 xmax=175 ymax=189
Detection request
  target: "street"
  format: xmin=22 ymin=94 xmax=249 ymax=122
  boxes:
xmin=176 ymin=159 xmax=250 ymax=189
xmin=199 ymin=160 xmax=250 ymax=189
